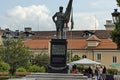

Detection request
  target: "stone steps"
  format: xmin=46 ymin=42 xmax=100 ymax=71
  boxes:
xmin=25 ymin=73 xmax=88 ymax=80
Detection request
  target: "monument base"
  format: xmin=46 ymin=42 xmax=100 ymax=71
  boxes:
xmin=48 ymin=39 xmax=68 ymax=73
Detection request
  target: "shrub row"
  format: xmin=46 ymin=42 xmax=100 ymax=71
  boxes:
xmin=0 ymin=61 xmax=46 ymax=73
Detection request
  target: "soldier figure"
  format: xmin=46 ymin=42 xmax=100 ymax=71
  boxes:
xmin=52 ymin=6 xmax=65 ymax=39
xmin=52 ymin=0 xmax=73 ymax=39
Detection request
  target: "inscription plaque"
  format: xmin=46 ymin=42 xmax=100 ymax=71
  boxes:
xmin=52 ymin=45 xmax=65 ymax=55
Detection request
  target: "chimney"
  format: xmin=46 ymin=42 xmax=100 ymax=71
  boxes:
xmin=106 ymin=20 xmax=112 ymax=25
xmin=14 ymin=30 xmax=19 ymax=37
xmin=24 ymin=27 xmax=32 ymax=32
xmin=104 ymin=20 xmax=115 ymax=30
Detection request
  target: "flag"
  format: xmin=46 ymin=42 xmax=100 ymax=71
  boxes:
xmin=71 ymin=16 xmax=74 ymax=30
xmin=71 ymin=7 xmax=74 ymax=30
xmin=64 ymin=0 xmax=73 ymax=23
xmin=65 ymin=22 xmax=69 ymax=31
xmin=66 ymin=23 xmax=69 ymax=28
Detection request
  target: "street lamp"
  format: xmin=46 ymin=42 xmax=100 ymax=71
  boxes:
xmin=111 ymin=9 xmax=120 ymax=24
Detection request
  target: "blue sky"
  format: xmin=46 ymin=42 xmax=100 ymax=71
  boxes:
xmin=0 ymin=0 xmax=117 ymax=31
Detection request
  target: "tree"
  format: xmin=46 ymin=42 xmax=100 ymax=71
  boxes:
xmin=32 ymin=53 xmax=49 ymax=68
xmin=111 ymin=23 xmax=120 ymax=49
xmin=72 ymin=55 xmax=81 ymax=61
xmin=111 ymin=0 xmax=120 ymax=49
xmin=0 ymin=38 xmax=31 ymax=75
xmin=0 ymin=46 xmax=4 ymax=61
xmin=116 ymin=0 xmax=120 ymax=6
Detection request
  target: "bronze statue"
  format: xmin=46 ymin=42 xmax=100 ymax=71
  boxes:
xmin=52 ymin=0 xmax=73 ymax=39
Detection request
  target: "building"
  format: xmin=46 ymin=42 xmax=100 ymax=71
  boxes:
xmin=1 ymin=20 xmax=120 ymax=69
xmin=23 ymin=20 xmax=120 ymax=69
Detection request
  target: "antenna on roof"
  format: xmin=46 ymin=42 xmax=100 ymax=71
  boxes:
xmin=94 ymin=15 xmax=96 ymax=31
xmin=37 ymin=16 xmax=40 ymax=31
xmin=93 ymin=15 xmax=97 ymax=33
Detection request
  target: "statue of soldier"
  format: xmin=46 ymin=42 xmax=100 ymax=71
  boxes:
xmin=52 ymin=0 xmax=73 ymax=39
xmin=52 ymin=6 xmax=65 ymax=39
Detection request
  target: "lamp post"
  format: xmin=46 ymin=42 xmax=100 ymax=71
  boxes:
xmin=111 ymin=9 xmax=120 ymax=24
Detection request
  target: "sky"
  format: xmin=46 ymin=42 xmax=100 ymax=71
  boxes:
xmin=0 ymin=0 xmax=118 ymax=31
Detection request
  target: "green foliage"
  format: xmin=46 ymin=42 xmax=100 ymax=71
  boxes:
xmin=77 ymin=65 xmax=84 ymax=72
xmin=28 ymin=65 xmax=40 ymax=72
xmin=0 ymin=61 xmax=10 ymax=72
xmin=28 ymin=65 xmax=46 ymax=72
xmin=67 ymin=51 xmax=72 ymax=63
xmin=39 ymin=66 xmax=46 ymax=72
xmin=0 ymin=38 xmax=31 ymax=75
xmin=111 ymin=23 xmax=120 ymax=49
xmin=116 ymin=0 xmax=120 ymax=6
xmin=66 ymin=52 xmax=70 ymax=62
xmin=107 ymin=68 xmax=118 ymax=74
xmin=32 ymin=53 xmax=49 ymax=67
xmin=118 ymin=71 xmax=120 ymax=74
xmin=72 ymin=55 xmax=81 ymax=61
xmin=16 ymin=67 xmax=27 ymax=72
xmin=0 ymin=46 xmax=4 ymax=61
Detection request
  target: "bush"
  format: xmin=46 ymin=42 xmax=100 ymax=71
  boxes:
xmin=28 ymin=65 xmax=46 ymax=72
xmin=77 ymin=65 xmax=85 ymax=72
xmin=32 ymin=53 xmax=49 ymax=67
xmin=0 ymin=61 xmax=10 ymax=72
xmin=39 ymin=66 xmax=46 ymax=72
xmin=107 ymin=68 xmax=118 ymax=75
xmin=72 ymin=55 xmax=81 ymax=61
xmin=16 ymin=67 xmax=27 ymax=72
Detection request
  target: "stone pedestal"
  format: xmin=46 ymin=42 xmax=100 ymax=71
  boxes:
xmin=48 ymin=39 xmax=68 ymax=73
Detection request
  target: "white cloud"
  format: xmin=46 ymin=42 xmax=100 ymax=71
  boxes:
xmin=2 ymin=5 xmax=54 ymax=31
xmin=7 ymin=5 xmax=50 ymax=20
xmin=71 ymin=13 xmax=101 ymax=30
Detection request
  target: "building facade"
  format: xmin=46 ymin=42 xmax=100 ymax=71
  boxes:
xmin=23 ymin=29 xmax=120 ymax=69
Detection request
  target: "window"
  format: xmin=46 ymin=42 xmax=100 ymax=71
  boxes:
xmin=97 ymin=54 xmax=101 ymax=60
xmin=83 ymin=33 xmax=91 ymax=38
xmin=83 ymin=31 xmax=93 ymax=38
xmin=113 ymin=56 xmax=117 ymax=63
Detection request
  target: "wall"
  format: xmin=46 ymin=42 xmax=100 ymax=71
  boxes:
xmin=71 ymin=50 xmax=120 ymax=69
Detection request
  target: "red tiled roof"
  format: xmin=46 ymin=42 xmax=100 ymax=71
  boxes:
xmin=67 ymin=39 xmax=87 ymax=50
xmin=31 ymin=30 xmax=111 ymax=39
xmin=23 ymin=38 xmax=117 ymax=50
xmin=96 ymin=39 xmax=117 ymax=49
xmin=24 ymin=39 xmax=50 ymax=49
